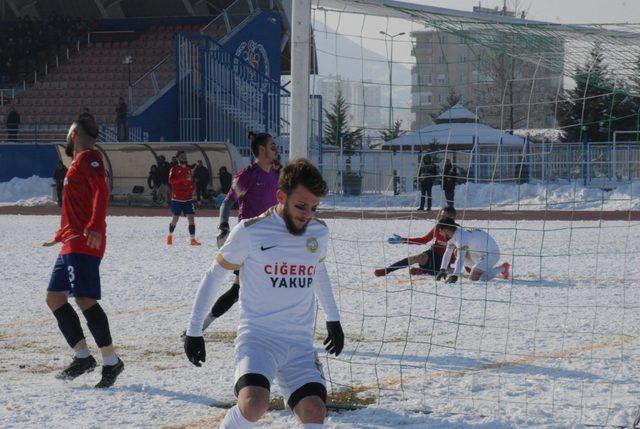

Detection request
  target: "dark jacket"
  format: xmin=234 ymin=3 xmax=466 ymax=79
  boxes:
xmin=418 ymin=162 xmax=438 ymax=185
xmin=219 ymin=170 xmax=232 ymax=194
xmin=6 ymin=110 xmax=20 ymax=127
xmin=147 ymin=168 xmax=159 ymax=189
xmin=156 ymin=161 xmax=170 ymax=185
xmin=193 ymin=165 xmax=210 ymax=185
xmin=442 ymin=164 xmax=457 ymax=191
xmin=53 ymin=164 xmax=67 ymax=183
xmin=116 ymin=102 xmax=127 ymax=123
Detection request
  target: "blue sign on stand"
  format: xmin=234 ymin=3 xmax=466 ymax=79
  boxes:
xmin=223 ymin=11 xmax=281 ymax=84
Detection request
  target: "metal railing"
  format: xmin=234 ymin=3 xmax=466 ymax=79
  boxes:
xmin=0 ymin=125 xmax=67 ymax=143
xmin=128 ymin=55 xmax=175 ymax=112
xmin=177 ymin=32 xmax=289 ymax=156
xmin=20 ymin=33 xmax=92 ymax=90
xmin=316 ymin=142 xmax=640 ymax=194
xmin=98 ymin=125 xmax=145 ymax=143
xmin=0 ymin=87 xmax=23 ymax=105
xmin=129 ymin=0 xmax=268 ymax=114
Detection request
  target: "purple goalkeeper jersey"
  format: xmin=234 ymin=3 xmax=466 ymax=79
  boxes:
xmin=226 ymin=162 xmax=280 ymax=220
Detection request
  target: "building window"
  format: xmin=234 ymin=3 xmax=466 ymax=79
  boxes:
xmin=437 ymin=74 xmax=446 ymax=84
xmin=420 ymin=92 xmax=433 ymax=106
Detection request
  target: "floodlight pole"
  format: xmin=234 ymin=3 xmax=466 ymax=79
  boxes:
xmin=290 ymin=0 xmax=311 ymax=160
xmin=380 ymin=31 xmax=405 ymax=130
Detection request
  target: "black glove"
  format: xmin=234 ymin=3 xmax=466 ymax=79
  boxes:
xmin=435 ymin=269 xmax=448 ymax=281
xmin=184 ymin=336 xmax=206 ymax=367
xmin=216 ymin=222 xmax=230 ymax=248
xmin=324 ymin=321 xmax=344 ymax=356
xmin=445 ymin=274 xmax=458 ymax=284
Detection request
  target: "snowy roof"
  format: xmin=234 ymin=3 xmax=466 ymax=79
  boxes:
xmin=512 ymin=128 xmax=565 ymax=142
xmin=436 ymin=103 xmax=478 ymax=122
xmin=382 ymin=121 xmax=525 ymax=148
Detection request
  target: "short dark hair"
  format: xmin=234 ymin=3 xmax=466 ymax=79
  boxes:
xmin=250 ymin=133 xmax=272 ymax=157
xmin=74 ymin=113 xmax=99 ymax=139
xmin=176 ymin=150 xmax=186 ymax=157
xmin=248 ymin=131 xmax=256 ymax=139
xmin=436 ymin=217 xmax=458 ymax=233
xmin=440 ymin=206 xmax=456 ymax=218
xmin=279 ymin=158 xmax=328 ymax=197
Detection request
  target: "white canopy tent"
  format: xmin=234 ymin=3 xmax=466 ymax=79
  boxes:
xmin=382 ymin=104 xmax=525 ymax=150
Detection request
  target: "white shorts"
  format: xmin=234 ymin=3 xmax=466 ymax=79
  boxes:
xmin=233 ymin=335 xmax=326 ymax=404
xmin=466 ymin=251 xmax=500 ymax=274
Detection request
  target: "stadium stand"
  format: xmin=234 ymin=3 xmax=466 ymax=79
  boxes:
xmin=0 ymin=23 xmax=201 ymax=129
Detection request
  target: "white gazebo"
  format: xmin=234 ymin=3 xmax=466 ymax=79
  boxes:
xmin=381 ymin=103 xmax=525 ymax=151
xmin=381 ymin=103 xmax=528 ymax=182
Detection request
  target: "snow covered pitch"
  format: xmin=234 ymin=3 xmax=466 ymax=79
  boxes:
xmin=1 ymin=215 xmax=639 ymax=428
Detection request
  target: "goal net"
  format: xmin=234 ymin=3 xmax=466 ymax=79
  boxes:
xmin=303 ymin=1 xmax=640 ymax=426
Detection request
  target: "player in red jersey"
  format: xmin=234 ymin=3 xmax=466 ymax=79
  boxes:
xmin=374 ymin=206 xmax=457 ymax=277
xmin=42 ymin=114 xmax=124 ymax=388
xmin=167 ymin=150 xmax=201 ymax=246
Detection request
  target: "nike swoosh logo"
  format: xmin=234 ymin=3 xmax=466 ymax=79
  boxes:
xmin=261 ymin=245 xmax=277 ymax=251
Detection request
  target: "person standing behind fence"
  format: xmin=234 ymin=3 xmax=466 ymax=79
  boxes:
xmin=53 ymin=160 xmax=67 ymax=207
xmin=193 ymin=160 xmax=210 ymax=205
xmin=417 ymin=155 xmax=437 ymax=211
xmin=156 ymin=155 xmax=171 ymax=205
xmin=218 ymin=166 xmax=232 ymax=195
xmin=147 ymin=164 xmax=160 ymax=204
xmin=6 ymin=106 xmax=20 ymax=141
xmin=442 ymin=159 xmax=456 ymax=208
xmin=115 ymin=97 xmax=127 ymax=142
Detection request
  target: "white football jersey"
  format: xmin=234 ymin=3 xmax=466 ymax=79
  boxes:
xmin=441 ymin=228 xmax=500 ymax=275
xmin=187 ymin=207 xmax=339 ymax=344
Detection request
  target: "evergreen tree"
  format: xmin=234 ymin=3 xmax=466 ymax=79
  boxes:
xmin=379 ymin=119 xmax=405 ymax=142
xmin=558 ymin=43 xmax=620 ymax=142
xmin=323 ymin=88 xmax=363 ymax=154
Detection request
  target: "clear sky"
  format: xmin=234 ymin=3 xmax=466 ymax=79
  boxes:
xmin=410 ymin=0 xmax=640 ymax=24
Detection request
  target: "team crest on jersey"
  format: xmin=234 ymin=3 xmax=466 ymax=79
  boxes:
xmin=91 ymin=161 xmax=99 ymax=168
xmin=306 ymin=237 xmax=318 ymax=253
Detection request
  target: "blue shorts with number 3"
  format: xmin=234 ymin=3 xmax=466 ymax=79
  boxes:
xmin=171 ymin=199 xmax=196 ymax=216
xmin=47 ymin=253 xmax=102 ymax=299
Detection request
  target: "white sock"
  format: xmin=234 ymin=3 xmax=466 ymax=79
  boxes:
xmin=103 ymin=352 xmax=118 ymax=366
xmin=220 ymin=405 xmax=255 ymax=429
xmin=74 ymin=348 xmax=90 ymax=359
xmin=483 ymin=265 xmax=505 ymax=280
xmin=202 ymin=313 xmax=216 ymax=331
xmin=301 ymin=424 xmax=324 ymax=428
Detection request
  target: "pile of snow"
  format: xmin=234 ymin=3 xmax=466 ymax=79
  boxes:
xmin=0 ymin=176 xmax=55 ymax=205
xmin=2 ymin=176 xmax=638 ymax=211
xmin=324 ymin=180 xmax=640 ymax=211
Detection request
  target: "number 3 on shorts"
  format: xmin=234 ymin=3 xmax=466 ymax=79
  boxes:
xmin=67 ymin=265 xmax=76 ymax=287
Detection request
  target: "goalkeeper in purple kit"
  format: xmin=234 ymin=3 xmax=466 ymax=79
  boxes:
xmin=203 ymin=133 xmax=281 ymax=333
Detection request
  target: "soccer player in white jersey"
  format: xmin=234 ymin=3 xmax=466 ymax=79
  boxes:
xmin=435 ymin=218 xmax=510 ymax=283
xmin=184 ymin=159 xmax=344 ymax=428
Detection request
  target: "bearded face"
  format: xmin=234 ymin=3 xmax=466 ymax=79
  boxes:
xmin=282 ymin=200 xmax=309 ymax=235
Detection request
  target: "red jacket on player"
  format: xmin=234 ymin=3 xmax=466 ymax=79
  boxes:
xmin=54 ymin=149 xmax=109 ymax=258
xmin=168 ymin=164 xmax=195 ymax=201
xmin=405 ymin=227 xmax=450 ymax=256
